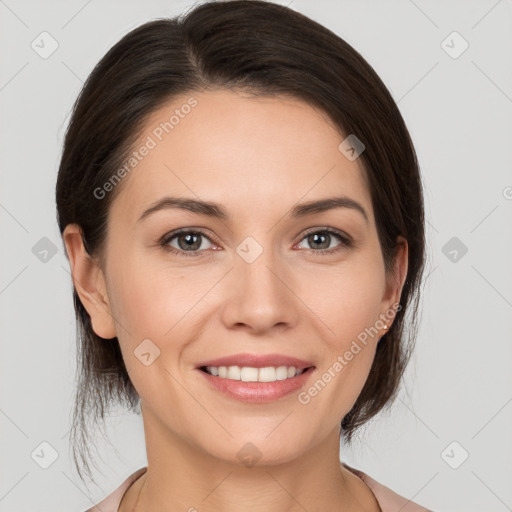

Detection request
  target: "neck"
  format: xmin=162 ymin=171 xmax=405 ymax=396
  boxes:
xmin=120 ymin=404 xmax=380 ymax=512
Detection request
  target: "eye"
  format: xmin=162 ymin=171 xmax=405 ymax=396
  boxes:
xmin=160 ymin=229 xmax=215 ymax=257
xmin=159 ymin=227 xmax=353 ymax=258
xmin=296 ymin=228 xmax=352 ymax=255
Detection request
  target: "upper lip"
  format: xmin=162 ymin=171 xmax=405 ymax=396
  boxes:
xmin=196 ymin=353 xmax=314 ymax=370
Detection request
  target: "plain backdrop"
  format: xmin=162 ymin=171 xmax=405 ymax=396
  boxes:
xmin=1 ymin=1 xmax=511 ymax=511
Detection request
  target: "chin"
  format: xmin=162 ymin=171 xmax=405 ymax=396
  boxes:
xmin=195 ymin=430 xmax=310 ymax=469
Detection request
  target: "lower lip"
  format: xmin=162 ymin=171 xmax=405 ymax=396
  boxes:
xmin=196 ymin=367 xmax=315 ymax=403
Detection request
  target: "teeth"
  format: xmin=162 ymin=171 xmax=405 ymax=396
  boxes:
xmin=204 ymin=365 xmax=306 ymax=382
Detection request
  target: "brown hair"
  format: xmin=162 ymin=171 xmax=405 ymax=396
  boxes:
xmin=56 ymin=0 xmax=425 ymax=484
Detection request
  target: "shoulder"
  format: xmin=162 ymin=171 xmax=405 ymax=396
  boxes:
xmin=83 ymin=467 xmax=148 ymax=512
xmin=341 ymin=462 xmax=435 ymax=512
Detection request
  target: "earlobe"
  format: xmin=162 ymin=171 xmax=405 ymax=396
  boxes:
xmin=63 ymin=224 xmax=117 ymax=339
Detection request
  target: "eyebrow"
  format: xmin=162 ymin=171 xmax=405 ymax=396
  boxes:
xmin=137 ymin=195 xmax=369 ymax=224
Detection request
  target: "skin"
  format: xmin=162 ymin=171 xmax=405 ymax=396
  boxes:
xmin=64 ymin=89 xmax=408 ymax=512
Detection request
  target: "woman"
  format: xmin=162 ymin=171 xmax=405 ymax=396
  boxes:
xmin=56 ymin=1 xmax=433 ymax=510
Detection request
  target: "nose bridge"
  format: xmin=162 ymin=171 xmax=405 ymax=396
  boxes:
xmin=238 ymin=242 xmax=282 ymax=294
xmin=221 ymin=234 xmax=298 ymax=331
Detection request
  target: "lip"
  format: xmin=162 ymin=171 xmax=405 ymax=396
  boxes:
xmin=195 ymin=353 xmax=314 ymax=370
xmin=196 ymin=366 xmax=316 ymax=403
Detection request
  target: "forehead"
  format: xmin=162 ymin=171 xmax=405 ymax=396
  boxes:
xmin=110 ymin=89 xmax=373 ymax=226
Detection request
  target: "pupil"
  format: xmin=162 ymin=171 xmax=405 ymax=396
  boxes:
xmin=310 ymin=232 xmax=329 ymax=249
xmin=179 ymin=233 xmax=200 ymax=250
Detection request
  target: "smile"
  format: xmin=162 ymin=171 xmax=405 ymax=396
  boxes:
xmin=201 ymin=365 xmax=307 ymax=382
xmin=197 ymin=365 xmax=316 ymax=403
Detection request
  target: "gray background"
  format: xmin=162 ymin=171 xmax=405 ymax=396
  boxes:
xmin=1 ymin=0 xmax=511 ymax=511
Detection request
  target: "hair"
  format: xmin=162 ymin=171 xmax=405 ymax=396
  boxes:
xmin=56 ymin=0 xmax=426 ymax=485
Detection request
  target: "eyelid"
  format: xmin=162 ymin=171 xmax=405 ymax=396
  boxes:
xmin=159 ymin=226 xmax=353 ymax=257
xmin=294 ymin=226 xmax=353 ymax=254
xmin=159 ymin=227 xmax=218 ymax=256
xmin=299 ymin=226 xmax=351 ymax=242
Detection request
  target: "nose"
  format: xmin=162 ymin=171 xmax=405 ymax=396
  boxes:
xmin=220 ymin=244 xmax=300 ymax=334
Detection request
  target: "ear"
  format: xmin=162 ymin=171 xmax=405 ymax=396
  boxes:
xmin=63 ymin=224 xmax=117 ymax=339
xmin=380 ymin=235 xmax=408 ymax=329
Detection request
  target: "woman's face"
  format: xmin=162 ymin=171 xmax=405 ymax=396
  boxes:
xmin=67 ymin=89 xmax=407 ymax=465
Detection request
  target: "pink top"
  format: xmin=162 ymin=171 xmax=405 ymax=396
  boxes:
xmin=84 ymin=463 xmax=433 ymax=512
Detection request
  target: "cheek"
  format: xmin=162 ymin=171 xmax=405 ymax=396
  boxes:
xmin=108 ymin=255 xmax=203 ymax=339
xmin=303 ymin=259 xmax=385 ymax=343
xmin=298 ymin=260 xmax=384 ymax=402
xmin=105 ymin=262 xmax=197 ymax=395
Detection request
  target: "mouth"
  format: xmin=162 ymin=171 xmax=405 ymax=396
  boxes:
xmin=196 ymin=364 xmax=316 ymax=403
xmin=198 ymin=364 xmax=313 ymax=382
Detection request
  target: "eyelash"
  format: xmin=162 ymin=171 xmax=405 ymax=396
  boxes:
xmin=159 ymin=227 xmax=352 ymax=258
